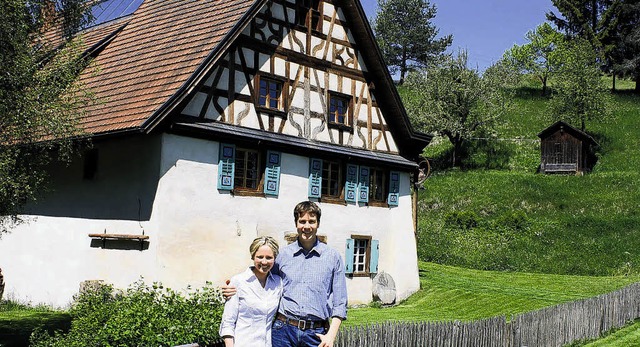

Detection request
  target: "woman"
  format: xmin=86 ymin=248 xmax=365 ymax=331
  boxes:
xmin=219 ymin=236 xmax=283 ymax=347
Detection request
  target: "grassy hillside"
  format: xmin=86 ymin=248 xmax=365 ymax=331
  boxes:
xmin=345 ymin=261 xmax=640 ymax=327
xmin=416 ymin=87 xmax=640 ymax=276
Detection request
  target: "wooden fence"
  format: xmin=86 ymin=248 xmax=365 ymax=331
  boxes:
xmin=335 ymin=282 xmax=640 ymax=347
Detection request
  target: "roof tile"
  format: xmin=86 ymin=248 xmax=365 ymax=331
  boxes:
xmin=75 ymin=0 xmax=256 ymax=135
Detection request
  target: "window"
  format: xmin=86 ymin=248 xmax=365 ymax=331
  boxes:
xmin=369 ymin=168 xmax=387 ymax=203
xmin=328 ymin=93 xmax=351 ymax=127
xmin=297 ymin=0 xmax=321 ymax=29
xmin=83 ymin=148 xmax=98 ymax=180
xmin=234 ymin=148 xmax=262 ymax=190
xmin=321 ymin=159 xmax=343 ymax=198
xmin=345 ymin=236 xmax=379 ymax=276
xmin=218 ymin=144 xmax=282 ymax=197
xmin=258 ymin=77 xmax=283 ymax=110
xmin=352 ymin=237 xmax=369 ymax=273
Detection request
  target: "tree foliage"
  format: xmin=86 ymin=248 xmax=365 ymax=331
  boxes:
xmin=548 ymin=39 xmax=612 ymax=131
xmin=404 ymin=51 xmax=519 ymax=167
xmin=0 ymin=0 xmax=94 ymax=233
xmin=372 ymin=0 xmax=452 ymax=84
xmin=546 ymin=0 xmax=640 ymax=92
xmin=503 ymin=23 xmax=564 ymax=95
xmin=608 ymin=0 xmax=640 ymax=92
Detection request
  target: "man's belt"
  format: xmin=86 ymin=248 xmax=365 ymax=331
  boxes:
xmin=276 ymin=313 xmax=329 ymax=331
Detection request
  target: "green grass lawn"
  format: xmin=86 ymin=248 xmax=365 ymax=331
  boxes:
xmin=344 ymin=261 xmax=640 ymax=327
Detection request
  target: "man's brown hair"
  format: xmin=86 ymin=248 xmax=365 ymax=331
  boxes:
xmin=293 ymin=201 xmax=321 ymax=224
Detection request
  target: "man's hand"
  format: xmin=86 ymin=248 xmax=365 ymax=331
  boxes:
xmin=221 ymin=280 xmax=237 ymax=300
xmin=315 ymin=332 xmax=335 ymax=347
xmin=315 ymin=317 xmax=342 ymax=347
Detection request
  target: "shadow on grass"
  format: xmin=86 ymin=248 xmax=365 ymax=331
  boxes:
xmin=429 ymin=139 xmax=514 ymax=172
xmin=0 ymin=310 xmax=71 ymax=347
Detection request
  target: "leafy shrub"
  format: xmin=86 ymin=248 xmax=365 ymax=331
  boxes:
xmin=30 ymin=279 xmax=225 ymax=347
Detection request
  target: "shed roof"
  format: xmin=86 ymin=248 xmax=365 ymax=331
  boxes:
xmin=537 ymin=121 xmax=599 ymax=146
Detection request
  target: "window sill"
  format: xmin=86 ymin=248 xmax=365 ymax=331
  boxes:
xmin=367 ymin=201 xmax=389 ymax=208
xmin=256 ymin=107 xmax=287 ymax=118
xmin=232 ymin=189 xmax=266 ymax=198
xmin=327 ymin=123 xmax=352 ymax=132
xmin=350 ymin=272 xmax=372 ymax=278
xmin=319 ymin=196 xmax=347 ymax=206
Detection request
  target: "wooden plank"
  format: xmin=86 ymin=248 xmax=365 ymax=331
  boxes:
xmin=88 ymin=233 xmax=149 ymax=240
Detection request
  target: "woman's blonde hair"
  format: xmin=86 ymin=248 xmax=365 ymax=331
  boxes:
xmin=249 ymin=236 xmax=279 ymax=259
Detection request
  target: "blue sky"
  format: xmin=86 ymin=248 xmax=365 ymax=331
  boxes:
xmin=360 ymin=0 xmax=555 ymax=71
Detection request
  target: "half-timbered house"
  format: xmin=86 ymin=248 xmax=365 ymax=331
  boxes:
xmin=0 ymin=0 xmax=431 ymax=307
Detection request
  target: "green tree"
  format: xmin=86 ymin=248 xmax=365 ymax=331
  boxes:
xmin=0 ymin=0 xmax=94 ymax=233
xmin=372 ymin=0 xmax=453 ymax=84
xmin=546 ymin=0 xmax=629 ymax=88
xmin=608 ymin=0 xmax=640 ymax=93
xmin=547 ymin=0 xmax=618 ymax=46
xmin=503 ymin=22 xmax=564 ymax=95
xmin=404 ymin=51 xmax=518 ymax=167
xmin=548 ymin=39 xmax=612 ymax=131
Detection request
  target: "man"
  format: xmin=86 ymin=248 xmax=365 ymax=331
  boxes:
xmin=223 ymin=201 xmax=348 ymax=347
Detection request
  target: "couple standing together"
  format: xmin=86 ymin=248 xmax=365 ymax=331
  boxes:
xmin=219 ymin=201 xmax=348 ymax=347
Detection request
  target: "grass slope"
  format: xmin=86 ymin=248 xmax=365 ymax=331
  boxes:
xmin=418 ymin=89 xmax=640 ymax=276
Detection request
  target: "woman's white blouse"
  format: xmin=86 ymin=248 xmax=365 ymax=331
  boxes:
xmin=219 ymin=267 xmax=283 ymax=347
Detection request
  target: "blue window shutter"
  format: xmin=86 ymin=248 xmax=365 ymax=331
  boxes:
xmin=388 ymin=171 xmax=400 ymax=206
xmin=370 ymin=240 xmax=379 ymax=274
xmin=358 ymin=166 xmax=370 ymax=203
xmin=345 ymin=164 xmax=358 ymax=203
xmin=264 ymin=151 xmax=282 ymax=196
xmin=217 ymin=143 xmax=235 ymax=190
xmin=345 ymin=239 xmax=355 ymax=274
xmin=308 ymin=158 xmax=323 ymax=198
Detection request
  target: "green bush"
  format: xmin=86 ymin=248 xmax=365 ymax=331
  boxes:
xmin=30 ymin=280 xmax=225 ymax=347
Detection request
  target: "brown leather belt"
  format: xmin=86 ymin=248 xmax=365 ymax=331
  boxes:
xmin=276 ymin=313 xmax=329 ymax=331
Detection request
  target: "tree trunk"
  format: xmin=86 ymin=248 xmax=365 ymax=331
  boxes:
xmin=612 ymin=73 xmax=616 ymax=92
xmin=0 ymin=267 xmax=4 ymax=301
xmin=542 ymin=76 xmax=548 ymax=96
xmin=635 ymin=76 xmax=640 ymax=95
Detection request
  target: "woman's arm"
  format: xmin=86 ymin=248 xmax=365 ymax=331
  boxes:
xmin=218 ymin=279 xmax=240 ymax=342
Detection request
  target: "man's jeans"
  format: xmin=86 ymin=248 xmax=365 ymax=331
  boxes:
xmin=271 ymin=319 xmax=326 ymax=347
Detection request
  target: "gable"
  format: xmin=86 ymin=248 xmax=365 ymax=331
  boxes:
xmin=69 ymin=0 xmax=429 ymax=160
xmin=176 ymin=0 xmax=428 ymax=160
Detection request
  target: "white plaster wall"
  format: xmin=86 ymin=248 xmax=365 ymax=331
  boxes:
xmin=0 ymin=133 xmax=420 ymax=309
xmin=0 ymin=135 xmax=163 ymax=307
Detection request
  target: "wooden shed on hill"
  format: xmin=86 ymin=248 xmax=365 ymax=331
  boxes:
xmin=538 ymin=121 xmax=598 ymax=175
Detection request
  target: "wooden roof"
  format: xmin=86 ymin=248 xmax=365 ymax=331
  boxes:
xmin=538 ymin=121 xmax=598 ymax=146
xmin=67 ymin=0 xmax=430 ymax=157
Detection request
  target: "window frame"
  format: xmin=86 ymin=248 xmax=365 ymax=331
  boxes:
xmin=368 ymin=167 xmax=388 ymax=207
xmin=350 ymin=234 xmax=372 ymax=277
xmin=256 ymin=74 xmax=287 ymax=116
xmin=233 ymin=147 xmax=266 ymax=197
xmin=320 ymin=158 xmax=345 ymax=205
xmin=327 ymin=92 xmax=353 ymax=130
